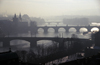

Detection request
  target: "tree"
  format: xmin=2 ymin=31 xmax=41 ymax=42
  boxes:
xmin=26 ymin=49 xmax=36 ymax=63
xmin=72 ymin=41 xmax=83 ymax=52
xmin=15 ymin=50 xmax=27 ymax=62
xmin=21 ymin=50 xmax=27 ymax=62
xmin=71 ymin=34 xmax=83 ymax=51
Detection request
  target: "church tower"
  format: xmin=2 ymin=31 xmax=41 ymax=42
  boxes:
xmin=13 ymin=14 xmax=18 ymax=22
xmin=19 ymin=13 xmax=22 ymax=22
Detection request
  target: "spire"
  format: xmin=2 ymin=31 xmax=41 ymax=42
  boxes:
xmin=19 ymin=13 xmax=21 ymax=18
xmin=19 ymin=13 xmax=22 ymax=22
xmin=14 ymin=14 xmax=16 ymax=18
xmin=13 ymin=13 xmax=18 ymax=22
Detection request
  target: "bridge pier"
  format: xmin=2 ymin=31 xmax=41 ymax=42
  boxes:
xmin=55 ymin=27 xmax=58 ymax=33
xmin=65 ymin=30 xmax=69 ymax=33
xmin=76 ymin=30 xmax=80 ymax=32
xmin=30 ymin=41 xmax=37 ymax=48
xmin=88 ymin=28 xmax=91 ymax=32
xmin=43 ymin=27 xmax=48 ymax=33
xmin=44 ymin=29 xmax=48 ymax=33
xmin=3 ymin=41 xmax=10 ymax=47
xmin=76 ymin=27 xmax=80 ymax=32
xmin=65 ymin=27 xmax=69 ymax=33
xmin=55 ymin=29 xmax=58 ymax=33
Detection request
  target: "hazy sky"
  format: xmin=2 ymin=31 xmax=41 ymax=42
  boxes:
xmin=0 ymin=0 xmax=100 ymax=17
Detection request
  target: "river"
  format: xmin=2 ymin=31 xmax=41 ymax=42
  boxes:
xmin=0 ymin=29 xmax=91 ymax=52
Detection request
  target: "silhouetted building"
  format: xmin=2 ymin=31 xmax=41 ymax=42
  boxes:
xmin=94 ymin=31 xmax=100 ymax=47
xmin=13 ymin=14 xmax=22 ymax=22
xmin=19 ymin=13 xmax=22 ymax=22
xmin=0 ymin=14 xmax=38 ymax=34
xmin=17 ymin=22 xmax=28 ymax=33
xmin=0 ymin=20 xmax=13 ymax=35
xmin=84 ymin=31 xmax=100 ymax=57
xmin=0 ymin=27 xmax=5 ymax=37
xmin=13 ymin=14 xmax=18 ymax=22
xmin=0 ymin=52 xmax=19 ymax=65
xmin=30 ymin=21 xmax=37 ymax=33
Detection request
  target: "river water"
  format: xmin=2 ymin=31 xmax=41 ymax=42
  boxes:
xmin=0 ymin=29 xmax=91 ymax=52
xmin=0 ymin=26 xmax=92 ymax=64
xmin=0 ymin=21 xmax=93 ymax=52
xmin=0 ymin=21 xmax=97 ymax=52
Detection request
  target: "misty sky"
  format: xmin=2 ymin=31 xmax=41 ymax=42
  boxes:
xmin=0 ymin=0 xmax=100 ymax=17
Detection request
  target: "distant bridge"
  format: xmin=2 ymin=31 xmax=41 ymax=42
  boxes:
xmin=0 ymin=37 xmax=88 ymax=48
xmin=1 ymin=20 xmax=100 ymax=34
xmin=31 ymin=25 xmax=100 ymax=33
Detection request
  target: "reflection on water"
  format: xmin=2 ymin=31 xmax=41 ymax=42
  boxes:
xmin=0 ymin=29 xmax=91 ymax=52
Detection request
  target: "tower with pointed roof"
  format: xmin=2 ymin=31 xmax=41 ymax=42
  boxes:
xmin=13 ymin=14 xmax=18 ymax=22
xmin=19 ymin=13 xmax=22 ymax=22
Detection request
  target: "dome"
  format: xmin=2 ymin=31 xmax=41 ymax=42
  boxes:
xmin=22 ymin=14 xmax=30 ymax=19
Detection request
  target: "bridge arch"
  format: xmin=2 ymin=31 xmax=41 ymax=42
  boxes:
xmin=38 ymin=28 xmax=44 ymax=33
xmin=36 ymin=39 xmax=58 ymax=43
xmin=10 ymin=39 xmax=30 ymax=48
xmin=58 ymin=28 xmax=66 ymax=32
xmin=48 ymin=28 xmax=55 ymax=33
xmin=91 ymin=27 xmax=99 ymax=32
xmin=69 ymin=27 xmax=76 ymax=33
xmin=35 ymin=38 xmax=61 ymax=46
xmin=37 ymin=40 xmax=55 ymax=47
xmin=37 ymin=39 xmax=64 ymax=48
xmin=79 ymin=27 xmax=88 ymax=32
xmin=0 ymin=38 xmax=37 ymax=48
xmin=0 ymin=37 xmax=77 ymax=48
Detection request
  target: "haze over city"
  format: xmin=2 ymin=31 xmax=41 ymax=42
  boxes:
xmin=0 ymin=0 xmax=100 ymax=17
xmin=1 ymin=0 xmax=100 ymax=65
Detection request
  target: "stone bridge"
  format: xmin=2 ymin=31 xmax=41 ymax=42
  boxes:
xmin=31 ymin=25 xmax=100 ymax=33
xmin=0 ymin=37 xmax=88 ymax=48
